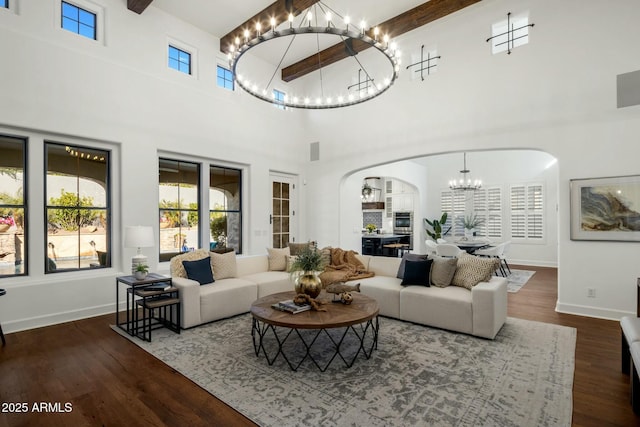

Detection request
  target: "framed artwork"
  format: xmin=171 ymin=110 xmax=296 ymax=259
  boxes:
xmin=570 ymin=175 xmax=640 ymax=241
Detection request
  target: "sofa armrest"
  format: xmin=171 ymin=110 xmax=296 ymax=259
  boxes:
xmin=471 ymin=277 xmax=508 ymax=339
xmin=172 ymin=276 xmax=202 ymax=329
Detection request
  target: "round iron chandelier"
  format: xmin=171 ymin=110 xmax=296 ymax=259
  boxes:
xmin=226 ymin=2 xmax=401 ymax=110
xmin=449 ymin=152 xmax=482 ymax=191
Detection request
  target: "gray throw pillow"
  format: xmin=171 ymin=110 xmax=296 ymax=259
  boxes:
xmin=397 ymin=253 xmax=429 ymax=279
xmin=430 ymin=255 xmax=458 ymax=287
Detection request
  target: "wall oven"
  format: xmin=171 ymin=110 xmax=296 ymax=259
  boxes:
xmin=393 ymin=212 xmax=413 ymax=233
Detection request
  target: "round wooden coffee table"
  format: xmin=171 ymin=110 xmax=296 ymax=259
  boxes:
xmin=250 ymin=291 xmax=379 ymax=371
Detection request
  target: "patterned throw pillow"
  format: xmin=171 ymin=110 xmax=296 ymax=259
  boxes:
xmin=430 ymin=256 xmax=458 ymax=288
xmin=285 ymin=255 xmax=298 ymax=272
xmin=267 ymin=247 xmax=290 ymax=271
xmin=451 ymin=253 xmax=499 ymax=290
xmin=210 ymin=250 xmax=237 ymax=279
xmin=287 ymin=241 xmax=316 ymax=256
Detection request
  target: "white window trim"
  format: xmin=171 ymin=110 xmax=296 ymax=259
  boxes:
xmin=490 ymin=12 xmax=530 ymax=55
xmin=166 ymin=37 xmax=198 ymax=79
xmin=1 ymin=0 xmax=19 ymax=15
xmin=54 ymin=0 xmax=105 ymax=45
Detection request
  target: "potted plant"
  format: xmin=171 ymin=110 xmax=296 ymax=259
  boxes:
xmin=365 ymin=223 xmax=377 ymax=234
xmin=134 ymin=263 xmax=149 ymax=280
xmin=424 ymin=213 xmax=448 ymax=241
xmin=289 ymin=246 xmax=326 ymax=298
xmin=460 ymin=213 xmax=485 ymax=239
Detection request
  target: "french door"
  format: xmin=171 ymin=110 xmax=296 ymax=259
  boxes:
xmin=270 ymin=174 xmax=297 ymax=248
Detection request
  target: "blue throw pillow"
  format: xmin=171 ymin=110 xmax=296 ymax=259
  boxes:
xmin=182 ymin=257 xmax=214 ymax=285
xmin=401 ymin=259 xmax=432 ymax=287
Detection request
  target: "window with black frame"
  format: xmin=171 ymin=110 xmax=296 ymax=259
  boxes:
xmin=159 ymin=159 xmax=200 ymax=262
xmin=0 ymin=136 xmax=27 ymax=277
xmin=210 ymin=166 xmax=241 ymax=253
xmin=45 ymin=142 xmax=110 ymax=272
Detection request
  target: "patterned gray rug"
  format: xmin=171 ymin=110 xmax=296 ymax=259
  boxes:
xmin=113 ymin=314 xmax=575 ymax=427
xmin=507 ymin=269 xmax=536 ymax=293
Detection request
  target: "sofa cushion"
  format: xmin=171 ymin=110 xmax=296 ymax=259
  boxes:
xmin=182 ymin=257 xmax=214 ymax=285
xmin=401 ymin=259 xmax=432 ymax=286
xmin=451 ymin=253 xmax=499 ymax=290
xmin=211 ymin=250 xmax=237 ymax=279
xmin=430 ymin=256 xmax=458 ymax=288
xmin=267 ymin=247 xmax=290 ymax=271
xmin=397 ymin=253 xmax=429 ymax=279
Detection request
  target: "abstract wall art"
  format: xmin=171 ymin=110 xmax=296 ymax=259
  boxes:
xmin=570 ymin=175 xmax=640 ymax=241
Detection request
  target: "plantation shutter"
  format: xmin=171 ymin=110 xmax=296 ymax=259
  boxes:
xmin=440 ymin=190 xmax=465 ymax=238
xmin=474 ymin=187 xmax=502 ymax=238
xmin=510 ymin=183 xmax=544 ymax=241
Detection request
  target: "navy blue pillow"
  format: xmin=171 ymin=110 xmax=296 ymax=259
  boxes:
xmin=401 ymin=259 xmax=432 ymax=287
xmin=182 ymin=257 xmax=214 ymax=285
xmin=397 ymin=253 xmax=429 ymax=279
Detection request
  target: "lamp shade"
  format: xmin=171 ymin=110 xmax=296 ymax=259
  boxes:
xmin=124 ymin=226 xmax=154 ymax=248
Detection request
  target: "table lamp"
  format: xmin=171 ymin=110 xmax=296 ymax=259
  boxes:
xmin=124 ymin=225 xmax=154 ymax=274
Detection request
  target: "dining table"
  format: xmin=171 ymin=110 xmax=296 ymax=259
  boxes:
xmin=449 ymin=239 xmax=491 ymax=254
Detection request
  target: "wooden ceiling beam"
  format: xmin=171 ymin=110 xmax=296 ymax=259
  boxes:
xmin=127 ymin=0 xmax=154 ymax=14
xmin=219 ymin=0 xmax=321 ymax=54
xmin=282 ymin=0 xmax=482 ymax=82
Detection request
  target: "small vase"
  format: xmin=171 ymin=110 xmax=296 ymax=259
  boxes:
xmin=134 ymin=271 xmax=148 ymax=281
xmin=294 ymin=271 xmax=322 ymax=299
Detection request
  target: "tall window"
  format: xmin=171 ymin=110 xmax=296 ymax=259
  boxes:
xmin=45 ymin=143 xmax=110 ymax=272
xmin=217 ymin=65 xmax=234 ymax=90
xmin=168 ymin=45 xmax=191 ymax=75
xmin=0 ymin=136 xmax=26 ymax=278
xmin=159 ymin=159 xmax=199 ymax=261
xmin=61 ymin=1 xmax=97 ymax=40
xmin=273 ymin=89 xmax=286 ymax=109
xmin=210 ymin=166 xmax=242 ymax=253
xmin=510 ymin=183 xmax=544 ymax=241
xmin=473 ymin=187 xmax=503 ymax=239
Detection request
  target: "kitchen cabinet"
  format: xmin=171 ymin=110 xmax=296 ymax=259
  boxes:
xmin=394 ymin=193 xmax=414 ymax=212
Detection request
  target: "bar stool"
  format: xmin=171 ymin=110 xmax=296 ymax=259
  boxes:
xmin=0 ymin=288 xmax=6 ymax=346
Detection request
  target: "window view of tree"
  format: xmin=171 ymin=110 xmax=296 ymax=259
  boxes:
xmin=210 ymin=166 xmax=241 ymax=253
xmin=159 ymin=159 xmax=200 ymax=261
xmin=45 ymin=143 xmax=110 ymax=272
xmin=0 ymin=136 xmax=26 ymax=278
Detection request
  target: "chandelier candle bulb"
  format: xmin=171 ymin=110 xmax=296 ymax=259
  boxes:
xmin=270 ymin=17 xmax=276 ymax=32
xmin=288 ymin=13 xmax=294 ymax=28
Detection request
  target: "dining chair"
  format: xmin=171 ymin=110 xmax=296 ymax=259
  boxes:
xmin=436 ymin=244 xmax=465 ymax=258
xmin=475 ymin=241 xmax=511 ymax=277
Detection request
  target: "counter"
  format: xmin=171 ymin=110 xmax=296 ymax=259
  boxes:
xmin=362 ymin=234 xmax=410 ymax=257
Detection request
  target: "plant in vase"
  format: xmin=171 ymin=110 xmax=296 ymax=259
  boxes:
xmin=134 ymin=263 xmax=149 ymax=280
xmin=459 ymin=213 xmax=485 ymax=240
xmin=424 ymin=213 xmax=448 ymax=241
xmin=289 ymin=246 xmax=326 ymax=299
xmin=365 ymin=223 xmax=377 ymax=234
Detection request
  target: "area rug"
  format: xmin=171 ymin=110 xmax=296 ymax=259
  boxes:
xmin=113 ymin=315 xmax=575 ymax=427
xmin=506 ymin=269 xmax=536 ymax=293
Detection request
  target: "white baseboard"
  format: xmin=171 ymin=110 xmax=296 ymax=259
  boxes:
xmin=2 ymin=303 xmax=118 ymax=334
xmin=508 ymin=258 xmax=557 ymax=268
xmin=555 ymin=302 xmax=634 ymax=321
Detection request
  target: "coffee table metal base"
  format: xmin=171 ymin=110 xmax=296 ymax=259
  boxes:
xmin=251 ymin=316 xmax=379 ymax=372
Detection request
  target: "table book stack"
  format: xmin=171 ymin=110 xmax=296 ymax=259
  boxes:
xmin=271 ymin=299 xmax=311 ymax=314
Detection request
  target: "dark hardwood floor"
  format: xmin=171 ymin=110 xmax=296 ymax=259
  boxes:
xmin=1 ymin=266 xmax=638 ymax=426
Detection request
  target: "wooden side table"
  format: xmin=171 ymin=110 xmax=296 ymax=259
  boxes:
xmin=116 ymin=273 xmax=180 ymax=341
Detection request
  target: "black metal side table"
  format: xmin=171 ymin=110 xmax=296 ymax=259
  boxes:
xmin=116 ymin=273 xmax=180 ymax=341
xmin=0 ymin=288 xmax=6 ymax=346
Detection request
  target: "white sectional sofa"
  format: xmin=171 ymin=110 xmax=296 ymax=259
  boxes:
xmin=170 ymin=250 xmax=508 ymax=339
xmin=351 ymin=255 xmax=508 ymax=339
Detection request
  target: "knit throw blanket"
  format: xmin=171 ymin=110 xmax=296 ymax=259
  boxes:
xmin=319 ymin=248 xmax=374 ymax=287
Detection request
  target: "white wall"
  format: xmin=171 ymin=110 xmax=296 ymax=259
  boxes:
xmin=0 ymin=0 xmax=309 ymax=332
xmin=303 ymin=0 xmax=640 ymax=320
